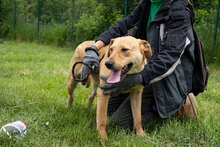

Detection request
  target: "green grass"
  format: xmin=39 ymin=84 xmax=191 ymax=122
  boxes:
xmin=0 ymin=41 xmax=219 ymax=146
xmin=6 ymin=23 xmax=72 ymax=47
xmin=195 ymin=24 xmax=220 ymax=64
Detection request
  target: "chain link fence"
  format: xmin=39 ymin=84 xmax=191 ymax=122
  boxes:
xmin=5 ymin=0 xmax=91 ymax=46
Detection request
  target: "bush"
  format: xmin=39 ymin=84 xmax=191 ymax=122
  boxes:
xmin=38 ymin=24 xmax=70 ymax=46
xmin=195 ymin=24 xmax=220 ymax=64
xmin=194 ymin=4 xmax=220 ymax=64
xmin=194 ymin=9 xmax=216 ymax=27
xmin=0 ymin=0 xmax=13 ymax=37
xmin=5 ymin=22 xmax=71 ymax=47
xmin=73 ymin=3 xmax=123 ymax=44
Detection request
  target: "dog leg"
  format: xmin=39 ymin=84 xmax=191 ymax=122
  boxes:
xmin=96 ymin=88 xmax=110 ymax=139
xmin=88 ymin=82 xmax=98 ymax=106
xmin=130 ymin=87 xmax=145 ymax=136
xmin=67 ymin=74 xmax=78 ymax=108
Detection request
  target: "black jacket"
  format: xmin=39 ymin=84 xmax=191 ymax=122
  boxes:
xmin=96 ymin=0 xmax=195 ymax=118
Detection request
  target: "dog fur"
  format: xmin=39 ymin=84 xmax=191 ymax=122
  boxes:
xmin=67 ymin=36 xmax=152 ymax=139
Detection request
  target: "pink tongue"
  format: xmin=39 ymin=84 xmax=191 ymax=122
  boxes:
xmin=107 ymin=69 xmax=122 ymax=83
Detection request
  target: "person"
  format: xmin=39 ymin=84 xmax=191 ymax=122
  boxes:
xmin=81 ymin=0 xmax=198 ymax=128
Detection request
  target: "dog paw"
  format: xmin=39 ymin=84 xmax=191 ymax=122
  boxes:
xmin=98 ymin=128 xmax=108 ymax=139
xmin=100 ymin=132 xmax=108 ymax=140
xmin=136 ymin=129 xmax=145 ymax=137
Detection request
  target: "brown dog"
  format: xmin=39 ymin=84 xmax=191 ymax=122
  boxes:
xmin=67 ymin=36 xmax=152 ymax=139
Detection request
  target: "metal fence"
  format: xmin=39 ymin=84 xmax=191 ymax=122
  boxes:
xmin=5 ymin=0 xmax=141 ymax=45
xmin=12 ymin=0 xmax=77 ymax=37
xmin=11 ymin=0 xmax=136 ymax=33
xmin=213 ymin=0 xmax=220 ymax=52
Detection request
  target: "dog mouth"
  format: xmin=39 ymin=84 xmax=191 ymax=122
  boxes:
xmin=107 ymin=63 xmax=133 ymax=83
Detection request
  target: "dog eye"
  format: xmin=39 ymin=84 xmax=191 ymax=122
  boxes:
xmin=121 ymin=48 xmax=129 ymax=52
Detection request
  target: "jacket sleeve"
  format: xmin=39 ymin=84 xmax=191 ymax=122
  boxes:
xmin=141 ymin=6 xmax=192 ymax=85
xmin=96 ymin=0 xmax=144 ymax=45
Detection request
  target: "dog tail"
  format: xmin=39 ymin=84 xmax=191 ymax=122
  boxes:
xmin=85 ymin=77 xmax=91 ymax=88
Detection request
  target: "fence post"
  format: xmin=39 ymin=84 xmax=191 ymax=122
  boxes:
xmin=125 ymin=0 xmax=127 ymax=17
xmin=71 ymin=0 xmax=75 ymax=40
xmin=212 ymin=0 xmax=220 ymax=54
xmin=37 ymin=0 xmax=41 ymax=34
xmin=13 ymin=0 xmax=16 ymax=30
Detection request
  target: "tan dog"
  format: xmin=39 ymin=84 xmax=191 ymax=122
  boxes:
xmin=67 ymin=36 xmax=152 ymax=139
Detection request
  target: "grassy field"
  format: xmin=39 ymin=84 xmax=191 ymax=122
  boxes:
xmin=0 ymin=41 xmax=219 ymax=146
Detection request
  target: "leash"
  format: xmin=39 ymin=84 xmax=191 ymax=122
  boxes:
xmin=72 ymin=61 xmax=94 ymax=82
xmin=72 ymin=53 xmax=105 ymax=82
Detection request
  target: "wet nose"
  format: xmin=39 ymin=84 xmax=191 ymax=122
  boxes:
xmin=105 ymin=60 xmax=114 ymax=69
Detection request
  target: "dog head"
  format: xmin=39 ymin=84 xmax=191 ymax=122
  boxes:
xmin=105 ymin=36 xmax=151 ymax=83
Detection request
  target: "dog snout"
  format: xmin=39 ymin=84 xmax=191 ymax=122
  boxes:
xmin=105 ymin=60 xmax=114 ymax=69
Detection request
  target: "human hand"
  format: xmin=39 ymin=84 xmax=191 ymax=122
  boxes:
xmin=81 ymin=45 xmax=99 ymax=85
xmin=99 ymin=73 xmax=143 ymax=96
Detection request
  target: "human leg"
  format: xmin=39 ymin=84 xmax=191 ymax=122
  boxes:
xmin=109 ymin=85 xmax=159 ymax=128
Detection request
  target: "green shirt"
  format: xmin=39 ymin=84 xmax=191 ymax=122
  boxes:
xmin=147 ymin=0 xmax=164 ymax=30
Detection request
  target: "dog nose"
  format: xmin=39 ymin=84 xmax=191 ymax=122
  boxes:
xmin=105 ymin=60 xmax=114 ymax=69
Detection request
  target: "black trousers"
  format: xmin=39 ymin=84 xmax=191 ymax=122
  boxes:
xmin=107 ymin=85 xmax=159 ymax=128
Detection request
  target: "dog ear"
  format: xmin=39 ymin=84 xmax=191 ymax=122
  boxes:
xmin=107 ymin=39 xmax=115 ymax=57
xmin=139 ymin=40 xmax=152 ymax=59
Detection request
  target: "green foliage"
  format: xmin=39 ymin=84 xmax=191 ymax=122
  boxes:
xmin=194 ymin=9 xmax=216 ymax=26
xmin=38 ymin=24 xmax=70 ymax=46
xmin=195 ymin=24 xmax=220 ymax=64
xmin=40 ymin=0 xmax=71 ymax=24
xmin=127 ymin=0 xmax=140 ymax=14
xmin=193 ymin=0 xmax=218 ymax=10
xmin=73 ymin=2 xmax=123 ymax=43
xmin=16 ymin=0 xmax=38 ymax=24
xmin=6 ymin=23 xmax=71 ymax=47
xmin=193 ymin=0 xmax=217 ymax=27
xmin=193 ymin=0 xmax=220 ymax=64
xmin=16 ymin=0 xmax=72 ymax=24
xmin=0 ymin=0 xmax=13 ymax=37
